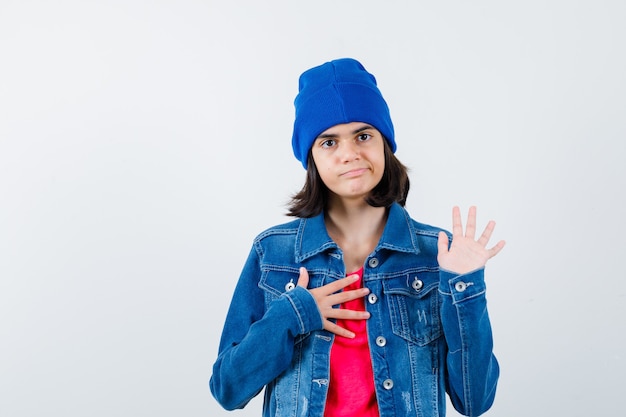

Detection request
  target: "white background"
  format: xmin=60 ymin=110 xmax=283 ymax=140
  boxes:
xmin=1 ymin=1 xmax=625 ymax=416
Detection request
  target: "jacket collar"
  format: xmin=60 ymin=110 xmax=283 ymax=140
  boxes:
xmin=295 ymin=202 xmax=421 ymax=263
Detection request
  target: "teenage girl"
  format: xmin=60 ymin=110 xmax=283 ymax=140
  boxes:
xmin=210 ymin=58 xmax=505 ymax=417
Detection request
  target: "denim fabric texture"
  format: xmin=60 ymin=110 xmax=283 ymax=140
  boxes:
xmin=210 ymin=203 xmax=499 ymax=417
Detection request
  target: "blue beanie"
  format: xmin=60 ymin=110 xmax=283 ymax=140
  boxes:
xmin=291 ymin=58 xmax=396 ymax=169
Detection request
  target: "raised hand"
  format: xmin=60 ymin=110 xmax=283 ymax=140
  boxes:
xmin=437 ymin=206 xmax=505 ymax=275
xmin=296 ymin=267 xmax=370 ymax=338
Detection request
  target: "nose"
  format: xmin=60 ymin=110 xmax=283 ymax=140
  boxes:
xmin=338 ymin=140 xmax=360 ymax=162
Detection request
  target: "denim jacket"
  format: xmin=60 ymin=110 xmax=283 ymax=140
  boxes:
xmin=210 ymin=203 xmax=499 ymax=417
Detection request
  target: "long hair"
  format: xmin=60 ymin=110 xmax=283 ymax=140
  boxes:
xmin=287 ymin=139 xmax=410 ymax=218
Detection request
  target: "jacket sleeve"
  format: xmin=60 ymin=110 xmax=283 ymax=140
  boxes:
xmin=209 ymin=245 xmax=324 ymax=411
xmin=439 ymin=267 xmax=499 ymax=417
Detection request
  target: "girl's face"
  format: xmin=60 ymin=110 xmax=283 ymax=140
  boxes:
xmin=311 ymin=122 xmax=385 ymax=204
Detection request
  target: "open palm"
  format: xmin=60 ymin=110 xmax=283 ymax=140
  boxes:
xmin=437 ymin=206 xmax=505 ymax=275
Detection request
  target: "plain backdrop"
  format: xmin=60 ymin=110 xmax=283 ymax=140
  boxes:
xmin=1 ymin=1 xmax=625 ymax=416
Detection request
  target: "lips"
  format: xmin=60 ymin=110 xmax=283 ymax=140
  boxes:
xmin=340 ymin=167 xmax=369 ymax=177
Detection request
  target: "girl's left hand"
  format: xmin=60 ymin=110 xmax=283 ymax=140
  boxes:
xmin=437 ymin=206 xmax=505 ymax=275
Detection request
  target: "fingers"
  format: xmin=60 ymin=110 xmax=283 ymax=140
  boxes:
xmin=302 ymin=272 xmax=366 ymax=306
xmin=322 ymin=295 xmax=371 ymax=339
xmin=313 ymin=276 xmax=369 ymax=310
xmin=437 ymin=231 xmax=449 ymax=255
xmin=477 ymin=220 xmax=496 ymax=247
xmin=454 ymin=205 xmax=477 ymax=238
xmin=296 ymin=267 xmax=309 ymax=289
xmin=311 ymin=273 xmax=360 ymax=297
xmin=301 ymin=272 xmax=370 ymax=339
xmin=328 ymin=306 xmax=371 ymax=320
xmin=452 ymin=206 xmax=463 ymax=237
xmin=304 ymin=271 xmax=368 ymax=310
xmin=324 ymin=285 xmax=370 ymax=306
xmin=325 ymin=321 xmax=357 ymax=339
xmin=465 ymin=206 xmax=477 ymax=239
xmin=478 ymin=221 xmax=505 ymax=259
xmin=452 ymin=206 xmax=500 ymax=247
xmin=488 ymin=239 xmax=506 ymax=258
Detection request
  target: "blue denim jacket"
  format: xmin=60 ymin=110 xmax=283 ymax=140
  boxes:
xmin=210 ymin=203 xmax=499 ymax=417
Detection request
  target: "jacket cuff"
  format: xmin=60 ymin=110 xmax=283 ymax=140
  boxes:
xmin=439 ymin=267 xmax=487 ymax=304
xmin=282 ymin=286 xmax=324 ymax=334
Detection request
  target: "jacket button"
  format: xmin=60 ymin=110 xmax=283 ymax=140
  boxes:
xmin=383 ymin=379 xmax=394 ymax=390
xmin=368 ymin=293 xmax=378 ymax=304
xmin=412 ymin=278 xmax=423 ymax=291
xmin=368 ymin=258 xmax=379 ymax=268
xmin=455 ymin=281 xmax=467 ymax=292
xmin=376 ymin=336 xmax=386 ymax=347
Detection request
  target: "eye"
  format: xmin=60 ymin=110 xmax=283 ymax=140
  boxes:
xmin=320 ymin=139 xmax=336 ymax=148
xmin=357 ymin=133 xmax=372 ymax=142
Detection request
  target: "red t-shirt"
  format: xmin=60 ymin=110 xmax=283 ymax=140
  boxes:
xmin=324 ymin=268 xmax=379 ymax=417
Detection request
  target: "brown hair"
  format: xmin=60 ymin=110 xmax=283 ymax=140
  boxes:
xmin=287 ymin=139 xmax=410 ymax=218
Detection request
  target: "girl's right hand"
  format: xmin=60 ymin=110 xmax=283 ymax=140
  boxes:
xmin=296 ymin=267 xmax=370 ymax=338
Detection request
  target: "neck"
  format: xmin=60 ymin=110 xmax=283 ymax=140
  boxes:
xmin=324 ymin=196 xmax=388 ymax=247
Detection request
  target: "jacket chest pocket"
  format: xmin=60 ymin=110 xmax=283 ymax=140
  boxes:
xmin=383 ymin=271 xmax=442 ymax=346
xmin=259 ymin=268 xmax=325 ymax=305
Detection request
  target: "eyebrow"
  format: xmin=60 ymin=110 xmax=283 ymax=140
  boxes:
xmin=316 ymin=124 xmax=375 ymax=139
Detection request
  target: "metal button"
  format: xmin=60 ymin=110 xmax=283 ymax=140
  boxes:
xmin=455 ymin=281 xmax=467 ymax=292
xmin=285 ymin=281 xmax=296 ymax=291
xmin=376 ymin=336 xmax=387 ymax=347
xmin=412 ymin=278 xmax=423 ymax=291
xmin=383 ymin=379 xmax=394 ymax=390
xmin=368 ymin=257 xmax=379 ymax=268
xmin=368 ymin=293 xmax=378 ymax=304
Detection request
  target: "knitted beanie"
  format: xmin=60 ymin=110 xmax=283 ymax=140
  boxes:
xmin=291 ymin=58 xmax=396 ymax=169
